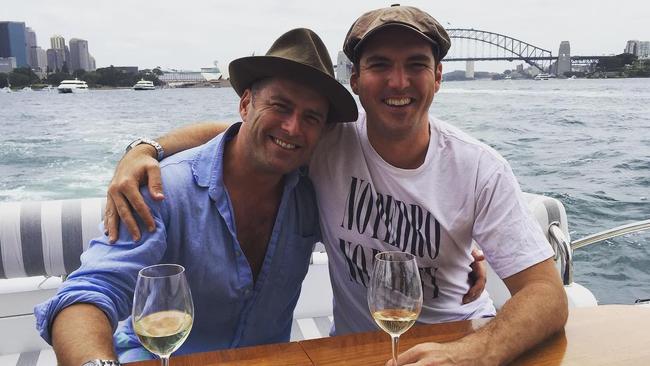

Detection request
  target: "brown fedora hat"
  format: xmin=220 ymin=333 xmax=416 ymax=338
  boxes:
xmin=229 ymin=28 xmax=358 ymax=123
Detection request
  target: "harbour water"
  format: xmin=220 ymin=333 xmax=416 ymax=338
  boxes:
xmin=1 ymin=79 xmax=649 ymax=304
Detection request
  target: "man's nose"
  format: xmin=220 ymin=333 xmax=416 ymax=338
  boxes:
xmin=387 ymin=66 xmax=409 ymax=90
xmin=281 ymin=112 xmax=301 ymax=135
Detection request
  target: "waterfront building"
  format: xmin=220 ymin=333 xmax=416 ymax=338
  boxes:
xmin=625 ymin=40 xmax=640 ymax=56
xmin=0 ymin=56 xmax=16 ymax=73
xmin=35 ymin=47 xmax=47 ymax=71
xmin=25 ymin=27 xmax=37 ymax=68
xmin=624 ymin=40 xmax=650 ymax=58
xmin=639 ymin=42 xmax=650 ymax=59
xmin=69 ymin=38 xmax=91 ymax=71
xmin=557 ymin=41 xmax=571 ymax=76
xmin=0 ymin=21 xmax=28 ymax=67
xmin=336 ymin=51 xmax=352 ymax=83
xmin=46 ymin=48 xmax=65 ymax=72
xmin=50 ymin=35 xmax=66 ymax=51
xmin=89 ymin=55 xmax=96 ymax=71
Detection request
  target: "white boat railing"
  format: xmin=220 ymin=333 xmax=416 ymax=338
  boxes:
xmin=571 ymin=219 xmax=650 ymax=250
xmin=548 ymin=219 xmax=650 ymax=286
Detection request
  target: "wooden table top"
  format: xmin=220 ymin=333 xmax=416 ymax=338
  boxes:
xmin=128 ymin=305 xmax=650 ymax=365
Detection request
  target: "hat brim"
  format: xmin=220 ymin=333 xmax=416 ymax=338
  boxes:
xmin=229 ymin=56 xmax=358 ymax=123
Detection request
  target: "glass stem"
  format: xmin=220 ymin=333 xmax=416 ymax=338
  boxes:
xmin=391 ymin=335 xmax=399 ymax=365
xmin=161 ymin=356 xmax=170 ymax=366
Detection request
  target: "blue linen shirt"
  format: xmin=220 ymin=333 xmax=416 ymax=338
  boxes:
xmin=34 ymin=123 xmax=321 ymax=361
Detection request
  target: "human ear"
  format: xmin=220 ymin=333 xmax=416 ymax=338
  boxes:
xmin=350 ymin=66 xmax=360 ymax=95
xmin=239 ymin=89 xmax=252 ymax=120
xmin=434 ymin=63 xmax=443 ymax=93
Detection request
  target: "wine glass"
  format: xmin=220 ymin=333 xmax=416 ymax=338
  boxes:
xmin=133 ymin=264 xmax=194 ymax=366
xmin=368 ymin=251 xmax=423 ymax=366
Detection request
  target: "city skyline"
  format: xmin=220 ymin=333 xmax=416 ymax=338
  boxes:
xmin=3 ymin=0 xmax=650 ymax=74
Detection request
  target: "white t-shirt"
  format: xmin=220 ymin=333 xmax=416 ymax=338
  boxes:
xmin=309 ymin=110 xmax=554 ymax=335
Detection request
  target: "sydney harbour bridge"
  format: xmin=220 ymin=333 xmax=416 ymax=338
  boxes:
xmin=444 ymin=28 xmax=601 ymax=76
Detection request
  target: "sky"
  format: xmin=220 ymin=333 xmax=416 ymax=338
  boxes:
xmin=4 ymin=0 xmax=649 ymax=74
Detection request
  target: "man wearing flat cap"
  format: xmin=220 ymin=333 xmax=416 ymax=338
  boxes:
xmin=35 ymin=28 xmax=358 ymax=366
xmin=104 ymin=4 xmax=568 ymax=365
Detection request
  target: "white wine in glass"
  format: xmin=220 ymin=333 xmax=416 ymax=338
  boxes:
xmin=133 ymin=264 xmax=194 ymax=366
xmin=368 ymin=251 xmax=423 ymax=365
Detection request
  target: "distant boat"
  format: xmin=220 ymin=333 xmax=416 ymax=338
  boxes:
xmin=534 ymin=73 xmax=556 ymax=80
xmin=21 ymin=87 xmax=33 ymax=92
xmin=1 ymin=87 xmax=11 ymax=93
xmin=133 ymin=79 xmax=156 ymax=90
xmin=57 ymin=79 xmax=88 ymax=93
xmin=504 ymin=75 xmax=512 ymax=80
xmin=201 ymin=61 xmax=223 ymax=83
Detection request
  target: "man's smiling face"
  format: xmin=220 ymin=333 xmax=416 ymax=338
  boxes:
xmin=239 ymin=77 xmax=328 ymax=176
xmin=351 ymin=27 xmax=442 ymax=141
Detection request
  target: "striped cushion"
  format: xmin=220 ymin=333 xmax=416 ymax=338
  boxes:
xmin=0 ymin=348 xmax=56 ymax=366
xmin=0 ymin=198 xmax=105 ymax=279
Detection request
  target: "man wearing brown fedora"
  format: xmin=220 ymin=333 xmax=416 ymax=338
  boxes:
xmin=102 ymin=5 xmax=567 ymax=365
xmin=34 ymin=28 xmax=358 ymax=366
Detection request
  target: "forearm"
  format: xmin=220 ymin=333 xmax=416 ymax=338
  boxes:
xmin=156 ymin=122 xmax=229 ymax=158
xmin=464 ymin=271 xmax=568 ymax=364
xmin=52 ymin=303 xmax=117 ymax=366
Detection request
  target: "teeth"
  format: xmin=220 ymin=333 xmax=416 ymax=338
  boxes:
xmin=273 ymin=137 xmax=297 ymax=150
xmin=385 ymin=97 xmax=412 ymax=106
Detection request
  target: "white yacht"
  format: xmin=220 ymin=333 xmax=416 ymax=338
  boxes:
xmin=57 ymin=79 xmax=88 ymax=93
xmin=200 ymin=61 xmax=223 ymax=82
xmin=534 ymin=73 xmax=556 ymax=80
xmin=133 ymin=79 xmax=156 ymax=90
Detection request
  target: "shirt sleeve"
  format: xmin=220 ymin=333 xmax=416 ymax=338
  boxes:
xmin=34 ymin=192 xmax=168 ymax=345
xmin=472 ymin=161 xmax=554 ymax=279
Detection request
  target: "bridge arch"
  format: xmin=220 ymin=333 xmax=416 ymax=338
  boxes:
xmin=446 ymin=28 xmax=553 ymax=72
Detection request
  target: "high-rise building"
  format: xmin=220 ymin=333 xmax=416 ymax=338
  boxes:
xmin=0 ymin=21 xmax=28 ymax=67
xmin=50 ymin=35 xmax=66 ymax=51
xmin=625 ymin=40 xmax=640 ymax=55
xmin=557 ymin=41 xmax=571 ymax=76
xmin=639 ymin=42 xmax=650 ymax=59
xmin=46 ymin=48 xmax=65 ymax=72
xmin=35 ymin=47 xmax=47 ymax=70
xmin=89 ymin=55 xmax=96 ymax=71
xmin=25 ymin=27 xmax=37 ymax=68
xmin=69 ymin=38 xmax=90 ymax=71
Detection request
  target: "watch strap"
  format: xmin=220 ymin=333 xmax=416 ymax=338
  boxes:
xmin=82 ymin=359 xmax=121 ymax=366
xmin=126 ymin=137 xmax=164 ymax=161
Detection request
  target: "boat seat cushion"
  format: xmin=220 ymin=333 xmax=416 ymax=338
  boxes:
xmin=0 ymin=198 xmax=105 ymax=279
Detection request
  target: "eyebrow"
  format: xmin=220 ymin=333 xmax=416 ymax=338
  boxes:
xmin=269 ymin=95 xmax=326 ymax=120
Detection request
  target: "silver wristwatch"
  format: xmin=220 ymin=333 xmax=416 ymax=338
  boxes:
xmin=81 ymin=360 xmax=121 ymax=366
xmin=126 ymin=137 xmax=165 ymax=161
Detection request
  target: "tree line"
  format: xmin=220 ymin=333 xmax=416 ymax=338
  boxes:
xmin=0 ymin=66 xmax=163 ymax=89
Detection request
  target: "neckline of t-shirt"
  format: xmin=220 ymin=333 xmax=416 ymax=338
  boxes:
xmin=358 ymin=115 xmax=434 ymax=177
